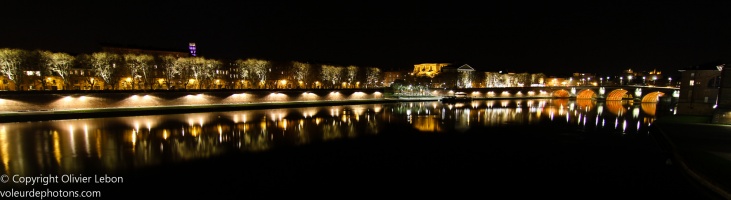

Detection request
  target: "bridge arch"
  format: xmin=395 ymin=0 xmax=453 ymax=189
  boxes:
xmin=606 ymin=89 xmax=632 ymax=101
xmin=576 ymin=89 xmax=596 ymax=99
xmin=641 ymin=91 xmax=665 ymax=103
xmin=553 ymin=89 xmax=570 ymax=98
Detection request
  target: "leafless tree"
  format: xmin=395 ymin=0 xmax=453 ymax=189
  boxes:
xmin=366 ymin=67 xmax=381 ymax=88
xmin=201 ymin=58 xmax=221 ymax=89
xmin=292 ymin=61 xmax=311 ymax=88
xmin=320 ymin=65 xmax=343 ymax=88
xmin=39 ymin=51 xmax=74 ymax=90
xmin=175 ymin=57 xmax=196 ymax=89
xmin=345 ymin=65 xmax=358 ymax=88
xmin=0 ymin=48 xmax=29 ymax=90
xmin=90 ymin=52 xmax=122 ymax=90
xmin=124 ymin=54 xmax=155 ymax=90
xmin=237 ymin=58 xmax=271 ymax=88
xmin=158 ymin=55 xmax=179 ymax=89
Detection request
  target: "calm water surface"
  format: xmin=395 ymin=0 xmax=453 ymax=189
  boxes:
xmin=0 ymin=99 xmax=663 ymax=176
xmin=1 ymin=99 xmax=704 ymax=199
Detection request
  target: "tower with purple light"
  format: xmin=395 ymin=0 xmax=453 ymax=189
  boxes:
xmin=189 ymin=42 xmax=197 ymax=57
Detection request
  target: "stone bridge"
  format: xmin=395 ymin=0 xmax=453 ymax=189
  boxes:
xmin=438 ymin=86 xmax=679 ymax=102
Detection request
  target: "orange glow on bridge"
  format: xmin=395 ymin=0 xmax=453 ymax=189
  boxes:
xmin=606 ymin=89 xmax=630 ymax=101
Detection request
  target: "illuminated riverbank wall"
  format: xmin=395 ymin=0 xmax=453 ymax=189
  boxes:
xmin=0 ymin=89 xmax=384 ymax=112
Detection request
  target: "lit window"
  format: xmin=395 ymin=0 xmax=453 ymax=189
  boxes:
xmin=689 ymin=80 xmax=694 ymax=86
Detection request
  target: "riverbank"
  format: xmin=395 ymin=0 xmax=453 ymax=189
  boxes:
xmin=652 ymin=115 xmax=731 ymax=200
xmin=0 ymin=98 xmax=420 ymax=122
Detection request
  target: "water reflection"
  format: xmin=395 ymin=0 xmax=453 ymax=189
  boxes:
xmin=0 ymin=104 xmax=383 ymax=177
xmin=0 ymin=99 xmax=667 ymax=178
xmin=394 ymin=99 xmax=662 ymax=135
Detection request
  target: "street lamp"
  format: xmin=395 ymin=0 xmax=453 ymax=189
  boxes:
xmin=668 ymin=77 xmax=673 ymax=87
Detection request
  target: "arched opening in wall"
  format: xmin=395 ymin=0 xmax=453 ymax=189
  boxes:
xmin=641 ymin=91 xmax=665 ymax=103
xmin=576 ymin=89 xmax=596 ymax=99
xmin=606 ymin=89 xmax=631 ymax=101
xmin=553 ymin=90 xmax=570 ymax=98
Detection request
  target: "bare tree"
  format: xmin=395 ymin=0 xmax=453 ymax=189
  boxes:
xmin=157 ymin=55 xmax=179 ymax=89
xmin=124 ymin=54 xmax=154 ymax=90
xmin=90 ymin=52 xmax=122 ymax=90
xmin=201 ymin=58 xmax=221 ymax=89
xmin=366 ymin=67 xmax=381 ymax=88
xmin=292 ymin=61 xmax=310 ymax=88
xmin=484 ymin=72 xmax=502 ymax=87
xmin=346 ymin=65 xmax=358 ymax=88
xmin=320 ymin=65 xmax=343 ymax=88
xmin=530 ymin=73 xmax=546 ymax=86
xmin=515 ymin=73 xmax=529 ymax=87
xmin=459 ymin=71 xmax=472 ymax=88
xmin=234 ymin=59 xmax=252 ymax=88
xmin=39 ymin=50 xmax=74 ymax=90
xmin=187 ymin=57 xmax=207 ymax=89
xmin=0 ymin=48 xmax=29 ymax=90
xmin=237 ymin=58 xmax=270 ymax=88
xmin=175 ymin=57 xmax=195 ymax=89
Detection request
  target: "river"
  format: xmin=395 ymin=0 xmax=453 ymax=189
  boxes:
xmin=0 ymin=99 xmax=711 ymax=199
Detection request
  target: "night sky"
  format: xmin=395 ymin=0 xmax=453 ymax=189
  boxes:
xmin=1 ymin=1 xmax=730 ymax=77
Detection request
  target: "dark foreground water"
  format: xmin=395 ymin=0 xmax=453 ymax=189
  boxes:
xmin=0 ymin=99 xmax=713 ymax=199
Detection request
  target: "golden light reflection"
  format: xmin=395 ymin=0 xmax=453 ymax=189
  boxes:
xmin=0 ymin=100 xmax=665 ymax=178
xmin=0 ymin=126 xmax=8 ymax=173
xmin=373 ymin=105 xmax=382 ymax=113
xmin=606 ymin=101 xmax=627 ymax=116
xmin=68 ymin=125 xmax=76 ymax=155
xmin=130 ymin=130 xmax=136 ymax=151
xmin=190 ymin=126 xmax=199 ymax=137
xmin=96 ymin=130 xmax=101 ymax=158
xmin=641 ymin=103 xmax=657 ymax=116
xmin=576 ymin=99 xmax=594 ymax=111
xmin=53 ymin=131 xmax=60 ymax=165
xmin=84 ymin=124 xmax=90 ymax=155
xmin=413 ymin=116 xmax=442 ymax=132
xmin=500 ymin=100 xmax=509 ymax=107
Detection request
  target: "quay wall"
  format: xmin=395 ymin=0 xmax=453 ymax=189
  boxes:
xmin=0 ymin=89 xmax=385 ymax=112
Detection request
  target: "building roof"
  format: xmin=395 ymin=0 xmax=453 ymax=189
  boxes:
xmin=680 ymin=60 xmax=725 ymax=71
xmin=457 ymin=64 xmax=475 ymax=71
xmin=442 ymin=63 xmax=474 ymax=71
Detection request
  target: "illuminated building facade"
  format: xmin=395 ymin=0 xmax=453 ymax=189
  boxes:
xmin=677 ymin=62 xmax=723 ymax=116
xmin=383 ymin=71 xmax=407 ymax=87
xmin=189 ymin=42 xmax=197 ymax=57
xmin=413 ymin=63 xmax=450 ymax=78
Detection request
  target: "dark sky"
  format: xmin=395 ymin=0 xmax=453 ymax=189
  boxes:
xmin=1 ymin=1 xmax=730 ymax=77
